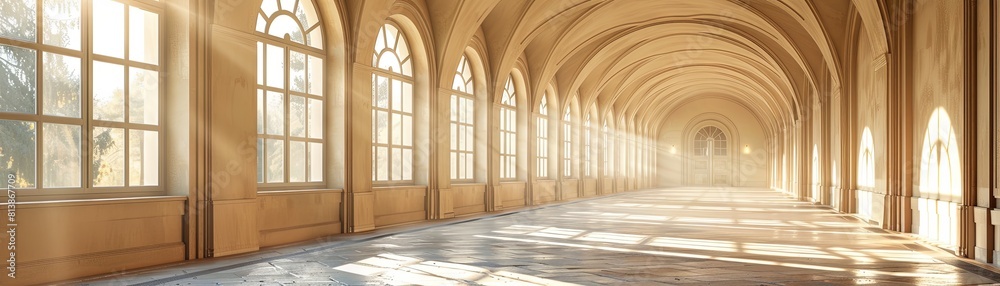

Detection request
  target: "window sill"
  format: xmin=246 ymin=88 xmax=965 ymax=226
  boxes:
xmin=372 ymin=185 xmax=427 ymax=191
xmin=3 ymin=195 xmax=187 ymax=208
xmin=258 ymin=189 xmax=344 ymax=196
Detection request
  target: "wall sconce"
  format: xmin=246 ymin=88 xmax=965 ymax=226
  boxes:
xmin=669 ymin=145 xmax=677 ymax=154
xmin=743 ymin=144 xmax=751 ymax=154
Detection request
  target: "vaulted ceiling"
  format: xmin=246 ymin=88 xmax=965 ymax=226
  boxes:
xmin=349 ymin=0 xmax=867 ymax=133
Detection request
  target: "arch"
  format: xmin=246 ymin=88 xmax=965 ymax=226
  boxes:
xmin=449 ymin=53 xmax=475 ymax=181
xmin=499 ymin=74 xmax=519 ymax=180
xmin=371 ymin=19 xmax=425 ymax=184
xmin=536 ymin=92 xmax=550 ymax=178
xmin=462 ymin=44 xmax=490 ymax=183
xmin=254 ymin=0 xmax=327 ymax=188
xmin=682 ymin=114 xmax=739 ymax=186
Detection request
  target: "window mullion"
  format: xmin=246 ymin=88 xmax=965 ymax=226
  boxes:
xmin=283 ymin=44 xmax=290 ymax=183
xmin=83 ymin=0 xmax=95 ymax=190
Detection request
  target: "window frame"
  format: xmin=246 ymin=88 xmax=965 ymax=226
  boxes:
xmin=254 ymin=0 xmax=327 ymax=191
xmin=0 ymin=0 xmax=166 ymax=199
xmin=583 ymin=115 xmax=592 ymax=178
xmin=536 ymin=96 xmax=549 ymax=178
xmin=603 ymin=120 xmax=612 ymax=177
xmin=562 ymin=109 xmax=572 ymax=178
xmin=371 ymin=21 xmax=415 ymax=185
xmin=449 ymin=54 xmax=475 ymax=182
xmin=499 ymin=77 xmax=517 ymax=181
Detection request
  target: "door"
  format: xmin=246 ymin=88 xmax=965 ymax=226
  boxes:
xmin=690 ymin=126 xmax=730 ymax=186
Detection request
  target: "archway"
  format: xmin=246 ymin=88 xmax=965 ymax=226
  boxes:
xmin=689 ymin=126 xmax=731 ymax=186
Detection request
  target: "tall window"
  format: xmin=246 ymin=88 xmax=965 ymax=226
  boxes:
xmin=583 ymin=115 xmax=592 ymax=177
xmin=255 ymin=0 xmax=325 ymax=186
xmin=562 ymin=109 xmax=572 ymax=177
xmin=0 ymin=0 xmax=162 ymax=192
xmin=603 ymin=120 xmax=612 ymax=177
xmin=372 ymin=23 xmax=413 ymax=183
xmin=450 ymin=55 xmax=474 ymax=181
xmin=499 ymin=78 xmax=517 ymax=179
xmin=536 ymin=96 xmax=549 ymax=178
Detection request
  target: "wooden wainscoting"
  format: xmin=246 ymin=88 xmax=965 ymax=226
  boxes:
xmin=451 ymin=184 xmax=486 ymax=217
xmin=258 ymin=189 xmax=343 ymax=248
xmin=373 ymin=186 xmax=428 ymax=228
xmin=0 ymin=197 xmax=187 ymax=286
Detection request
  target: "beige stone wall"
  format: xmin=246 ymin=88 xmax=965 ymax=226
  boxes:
xmin=656 ymin=97 xmax=769 ymax=188
xmin=909 ymin=0 xmax=966 ymax=247
xmin=854 ymin=25 xmax=888 ymax=224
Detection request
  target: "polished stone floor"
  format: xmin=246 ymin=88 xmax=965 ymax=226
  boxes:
xmin=81 ymin=188 xmax=1000 ymax=285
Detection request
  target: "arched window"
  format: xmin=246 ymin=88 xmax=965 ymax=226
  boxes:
xmin=537 ymin=96 xmax=549 ymax=178
xmin=371 ymin=22 xmax=413 ymax=182
xmin=255 ymin=0 xmax=325 ymax=186
xmin=694 ymin=126 xmax=727 ymax=156
xmin=0 ymin=0 xmax=162 ymax=192
xmin=499 ymin=77 xmax=517 ymax=179
xmin=562 ymin=109 xmax=572 ymax=177
xmin=450 ymin=55 xmax=474 ymax=181
xmin=603 ymin=120 xmax=612 ymax=177
xmin=583 ymin=115 xmax=592 ymax=177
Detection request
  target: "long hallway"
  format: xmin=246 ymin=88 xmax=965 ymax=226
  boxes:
xmin=86 ymin=188 xmax=999 ymax=285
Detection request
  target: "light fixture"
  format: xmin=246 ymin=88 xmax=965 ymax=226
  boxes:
xmin=670 ymin=145 xmax=677 ymax=154
xmin=743 ymin=144 xmax=751 ymax=154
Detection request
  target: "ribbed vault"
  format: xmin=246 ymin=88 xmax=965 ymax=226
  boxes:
xmin=411 ymin=0 xmax=855 ymax=133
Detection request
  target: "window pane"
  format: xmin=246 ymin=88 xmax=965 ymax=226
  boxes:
xmin=0 ymin=120 xmax=36 ymax=188
xmin=266 ymin=44 xmax=284 ymax=88
xmin=289 ymin=50 xmax=305 ymax=92
xmin=391 ymin=79 xmax=402 ymax=111
xmin=391 ymin=113 xmax=401 ymax=145
xmin=308 ymin=98 xmax=322 ymax=139
xmin=289 ymin=140 xmax=305 ymax=182
xmin=266 ymin=139 xmax=283 ymax=183
xmin=43 ymin=123 xmax=81 ymax=188
xmin=266 ymin=91 xmax=283 ymax=135
xmin=0 ymin=0 xmax=36 ymax=42
xmin=465 ymin=153 xmax=472 ymax=179
xmin=402 ymin=148 xmax=412 ymax=181
xmin=42 ymin=0 xmax=81 ymax=49
xmin=93 ymin=0 xmax=124 ymax=58
xmin=464 ymin=124 xmax=473 ymax=151
xmin=391 ymin=148 xmax=401 ymax=181
xmin=308 ymin=142 xmax=322 ymax=182
xmin=0 ymin=44 xmax=37 ymax=114
xmin=376 ymin=146 xmax=387 ymax=181
xmin=129 ymin=6 xmax=158 ymax=65
xmin=43 ymin=53 xmax=81 ymax=118
xmin=256 ymin=90 xmax=264 ymax=134
xmin=402 ymin=115 xmax=412 ymax=146
xmin=92 ymin=127 xmax=124 ymax=187
xmin=307 ymin=55 xmax=322 ymax=95
xmin=375 ymin=110 xmax=388 ymax=144
xmin=289 ymin=95 xmax=306 ymax=137
xmin=128 ymin=129 xmax=158 ymax=186
xmin=373 ymin=75 xmax=388 ymax=108
xmin=401 ymin=82 xmax=412 ymax=113
xmin=129 ymin=67 xmax=158 ymax=125
xmin=93 ymin=61 xmax=124 ymax=122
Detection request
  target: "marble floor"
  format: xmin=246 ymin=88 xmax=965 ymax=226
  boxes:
xmin=80 ymin=188 xmax=1000 ymax=285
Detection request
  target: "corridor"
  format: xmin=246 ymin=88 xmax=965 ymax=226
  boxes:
xmin=85 ymin=188 xmax=999 ymax=285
